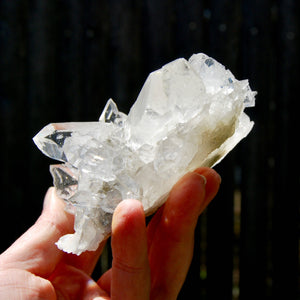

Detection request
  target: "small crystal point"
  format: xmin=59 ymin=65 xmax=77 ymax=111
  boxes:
xmin=33 ymin=124 xmax=68 ymax=162
xmin=33 ymin=53 xmax=256 ymax=255
xmin=99 ymin=98 xmax=127 ymax=126
xmin=50 ymin=164 xmax=78 ymax=200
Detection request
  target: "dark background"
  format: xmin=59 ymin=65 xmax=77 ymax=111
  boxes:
xmin=0 ymin=1 xmax=299 ymax=299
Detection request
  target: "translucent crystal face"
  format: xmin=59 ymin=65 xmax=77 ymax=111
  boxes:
xmin=33 ymin=53 xmax=256 ymax=255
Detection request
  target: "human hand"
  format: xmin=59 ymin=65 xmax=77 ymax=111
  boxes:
xmin=0 ymin=167 xmax=220 ymax=299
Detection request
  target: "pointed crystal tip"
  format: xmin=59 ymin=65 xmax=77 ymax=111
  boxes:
xmin=33 ymin=124 xmax=68 ymax=162
xmin=99 ymin=98 xmax=127 ymax=126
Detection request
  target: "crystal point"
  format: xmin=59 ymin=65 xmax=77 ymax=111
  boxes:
xmin=33 ymin=53 xmax=256 ymax=255
xmin=99 ymin=98 xmax=127 ymax=126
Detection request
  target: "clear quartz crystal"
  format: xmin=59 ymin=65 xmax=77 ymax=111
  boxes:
xmin=33 ymin=53 xmax=256 ymax=255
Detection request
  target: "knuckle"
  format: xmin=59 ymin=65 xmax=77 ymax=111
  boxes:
xmin=113 ymin=257 xmax=144 ymax=274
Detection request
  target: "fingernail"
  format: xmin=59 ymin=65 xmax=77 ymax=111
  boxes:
xmin=42 ymin=187 xmax=67 ymax=215
xmin=111 ymin=199 xmax=128 ymax=232
xmin=42 ymin=187 xmax=55 ymax=211
xmin=199 ymin=174 xmax=207 ymax=185
xmin=111 ymin=199 xmax=143 ymax=232
xmin=193 ymin=173 xmax=207 ymax=186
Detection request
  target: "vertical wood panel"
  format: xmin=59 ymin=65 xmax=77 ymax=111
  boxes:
xmin=207 ymin=160 xmax=235 ymax=300
xmin=0 ymin=0 xmax=32 ymax=246
xmin=107 ymin=0 xmax=144 ymax=112
xmin=205 ymin=1 xmax=241 ymax=299
xmin=142 ymin=0 xmax=176 ymax=69
xmin=26 ymin=1 xmax=61 ymax=234
xmin=272 ymin=1 xmax=299 ymax=298
xmin=173 ymin=0 xmax=205 ymax=57
xmin=56 ymin=0 xmax=85 ymax=121
xmin=239 ymin=1 xmax=275 ymax=299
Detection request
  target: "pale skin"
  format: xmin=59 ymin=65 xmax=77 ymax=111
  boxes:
xmin=0 ymin=167 xmax=221 ymax=299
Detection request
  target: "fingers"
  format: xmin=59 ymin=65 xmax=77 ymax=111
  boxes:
xmin=97 ymin=268 xmax=112 ymax=295
xmin=110 ymin=199 xmax=151 ymax=300
xmin=0 ymin=269 xmax=56 ymax=300
xmin=99 ymin=168 xmax=220 ymax=299
xmin=148 ymin=168 xmax=221 ymax=299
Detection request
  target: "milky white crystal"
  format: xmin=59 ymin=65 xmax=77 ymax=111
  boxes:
xmin=33 ymin=53 xmax=256 ymax=255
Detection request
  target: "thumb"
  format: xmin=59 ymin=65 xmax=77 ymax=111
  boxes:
xmin=0 ymin=187 xmax=74 ymax=277
xmin=0 ymin=268 xmax=56 ymax=300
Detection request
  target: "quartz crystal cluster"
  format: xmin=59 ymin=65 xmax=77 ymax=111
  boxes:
xmin=33 ymin=53 xmax=256 ymax=255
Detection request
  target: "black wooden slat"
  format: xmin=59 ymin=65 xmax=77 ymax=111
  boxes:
xmin=27 ymin=1 xmax=59 ymax=123
xmin=239 ymin=11 xmax=268 ymax=300
xmin=106 ymin=0 xmax=144 ymax=112
xmin=179 ymin=220 xmax=204 ymax=299
xmin=82 ymin=1 xmax=111 ymax=118
xmin=0 ymin=1 xmax=32 ymax=250
xmin=26 ymin=1 xmax=61 ymax=229
xmin=55 ymin=0 xmax=85 ymax=122
xmin=272 ymin=1 xmax=299 ymax=298
xmin=142 ymin=0 xmax=177 ymax=69
xmin=207 ymin=160 xmax=235 ymax=300
xmin=239 ymin=1 xmax=278 ymax=299
xmin=173 ymin=0 xmax=205 ymax=57
xmin=205 ymin=1 xmax=242 ymax=299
